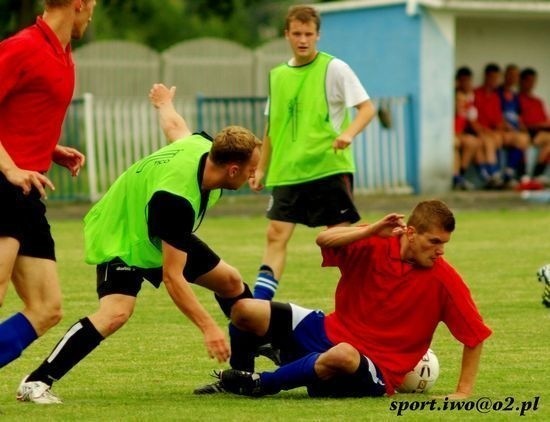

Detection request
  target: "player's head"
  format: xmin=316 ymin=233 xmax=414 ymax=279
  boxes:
xmin=503 ymin=64 xmax=519 ymax=87
xmin=455 ymin=67 xmax=473 ymax=92
xmin=285 ymin=6 xmax=321 ymax=64
xmin=483 ymin=63 xmax=501 ymax=89
xmin=403 ymin=200 xmax=455 ymax=268
xmin=519 ymin=67 xmax=537 ymax=94
xmin=210 ymin=126 xmax=261 ymax=190
xmin=45 ymin=0 xmax=97 ymax=40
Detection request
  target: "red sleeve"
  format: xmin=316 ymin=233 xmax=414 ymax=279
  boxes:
xmin=0 ymin=38 xmax=26 ymax=104
xmin=321 ymin=237 xmax=375 ymax=270
xmin=439 ymin=264 xmax=492 ymax=347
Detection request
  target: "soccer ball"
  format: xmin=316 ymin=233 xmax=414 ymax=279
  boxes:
xmin=397 ymin=349 xmax=440 ymax=393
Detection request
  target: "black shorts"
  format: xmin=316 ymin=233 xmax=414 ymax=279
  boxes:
xmin=267 ymin=174 xmax=360 ymax=227
xmin=96 ymin=234 xmax=220 ymax=298
xmin=0 ymin=172 xmax=55 ymax=260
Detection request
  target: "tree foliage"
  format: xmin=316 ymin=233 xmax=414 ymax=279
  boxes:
xmin=0 ymin=0 xmax=317 ymax=49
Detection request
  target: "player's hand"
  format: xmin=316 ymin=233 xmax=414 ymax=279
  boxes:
xmin=249 ymin=168 xmax=265 ymax=192
xmin=333 ymin=134 xmax=352 ymax=151
xmin=438 ymin=391 xmax=470 ymax=400
xmin=369 ymin=213 xmax=406 ymax=238
xmin=53 ymin=145 xmax=85 ymax=176
xmin=3 ymin=167 xmax=55 ymax=198
xmin=203 ymin=324 xmax=230 ymax=363
xmin=149 ymin=83 xmax=176 ymax=109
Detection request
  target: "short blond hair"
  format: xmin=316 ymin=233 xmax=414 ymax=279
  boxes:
xmin=210 ymin=126 xmax=261 ymax=165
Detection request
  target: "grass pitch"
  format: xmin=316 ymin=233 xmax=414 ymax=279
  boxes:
xmin=0 ymin=205 xmax=549 ymax=421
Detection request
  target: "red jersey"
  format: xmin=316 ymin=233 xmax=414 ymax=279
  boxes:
xmin=322 ymin=235 xmax=492 ymax=395
xmin=0 ymin=17 xmax=75 ymax=172
xmin=519 ymin=93 xmax=549 ymax=127
xmin=474 ymin=86 xmax=502 ymax=129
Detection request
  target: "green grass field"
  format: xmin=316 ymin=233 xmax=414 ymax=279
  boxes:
xmin=1 ymin=206 xmax=549 ymax=421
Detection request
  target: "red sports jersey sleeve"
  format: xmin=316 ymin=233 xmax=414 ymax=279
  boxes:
xmin=0 ymin=17 xmax=75 ymax=172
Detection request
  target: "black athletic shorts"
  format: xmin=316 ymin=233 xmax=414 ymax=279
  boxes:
xmin=266 ymin=173 xmax=360 ymax=227
xmin=0 ymin=172 xmax=55 ymax=260
xmin=96 ymin=234 xmax=220 ymax=298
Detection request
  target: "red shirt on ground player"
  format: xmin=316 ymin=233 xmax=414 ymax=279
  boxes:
xmin=323 ymin=233 xmax=492 ymax=395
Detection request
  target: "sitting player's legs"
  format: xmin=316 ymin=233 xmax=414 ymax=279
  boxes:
xmin=307 ymin=344 xmax=386 ymax=398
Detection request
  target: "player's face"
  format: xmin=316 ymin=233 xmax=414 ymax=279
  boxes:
xmin=485 ymin=71 xmax=501 ymax=90
xmin=224 ymin=147 xmax=260 ymax=190
xmin=285 ymin=20 xmax=320 ymax=65
xmin=72 ymin=0 xmax=97 ymax=40
xmin=406 ymin=226 xmax=451 ymax=268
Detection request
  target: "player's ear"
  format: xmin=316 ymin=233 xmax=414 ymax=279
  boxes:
xmin=407 ymin=226 xmax=416 ymax=241
xmin=228 ymin=164 xmax=239 ymax=178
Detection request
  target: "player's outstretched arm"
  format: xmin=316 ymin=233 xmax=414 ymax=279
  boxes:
xmin=161 ymin=241 xmax=230 ymax=363
xmin=149 ymin=83 xmax=192 ymax=143
xmin=316 ymin=213 xmax=405 ymax=248
xmin=446 ymin=343 xmax=484 ymax=400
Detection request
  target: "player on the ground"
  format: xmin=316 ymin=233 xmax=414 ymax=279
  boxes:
xmin=0 ymin=0 xmax=95 ymax=370
xmin=249 ymin=5 xmax=375 ymax=301
xmin=16 ymin=83 xmax=261 ymax=404
xmin=197 ymin=200 xmax=492 ymax=398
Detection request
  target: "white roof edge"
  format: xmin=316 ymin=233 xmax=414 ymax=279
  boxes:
xmin=315 ymin=0 xmax=550 ymax=14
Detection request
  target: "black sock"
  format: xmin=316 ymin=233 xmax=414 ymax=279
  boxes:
xmin=26 ymin=317 xmax=104 ymax=386
xmin=228 ymin=323 xmax=263 ymax=372
xmin=533 ymin=163 xmax=547 ymax=178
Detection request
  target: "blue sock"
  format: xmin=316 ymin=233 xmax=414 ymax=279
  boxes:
xmin=260 ymin=352 xmax=320 ymax=394
xmin=0 ymin=313 xmax=38 ymax=368
xmin=253 ymin=265 xmax=278 ymax=300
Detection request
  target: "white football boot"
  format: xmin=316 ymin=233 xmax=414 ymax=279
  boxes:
xmin=16 ymin=376 xmax=62 ymax=404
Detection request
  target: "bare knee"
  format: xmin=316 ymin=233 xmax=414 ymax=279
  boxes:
xmin=317 ymin=343 xmax=361 ymax=375
xmin=266 ymin=222 xmax=292 ymax=246
xmin=215 ymin=265 xmax=244 ymax=297
xmin=90 ymin=305 xmax=133 ymax=337
xmin=230 ymin=298 xmax=269 ymax=335
xmin=25 ymin=300 xmax=63 ymax=335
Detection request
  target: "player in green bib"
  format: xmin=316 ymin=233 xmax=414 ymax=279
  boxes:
xmin=17 ymin=84 xmax=261 ymax=404
xmin=249 ymin=5 xmax=376 ymax=301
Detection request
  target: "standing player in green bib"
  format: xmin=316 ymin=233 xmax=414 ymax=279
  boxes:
xmin=17 ymin=84 xmax=261 ymax=404
xmin=250 ymin=5 xmax=376 ymax=300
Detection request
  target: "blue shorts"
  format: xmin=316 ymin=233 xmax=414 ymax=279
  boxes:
xmin=268 ymin=302 xmax=386 ymax=397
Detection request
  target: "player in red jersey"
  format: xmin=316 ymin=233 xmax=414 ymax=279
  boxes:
xmin=0 ymin=0 xmax=96 ymax=382
xmin=518 ymin=68 xmax=550 ymax=184
xmin=196 ymin=200 xmax=492 ymax=399
xmin=474 ymin=64 xmax=530 ymax=186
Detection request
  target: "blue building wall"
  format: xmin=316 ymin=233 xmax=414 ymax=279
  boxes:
xmin=319 ymin=4 xmax=422 ymax=192
xmin=418 ymin=9 xmax=454 ymax=193
xmin=320 ymin=4 xmax=455 ymax=193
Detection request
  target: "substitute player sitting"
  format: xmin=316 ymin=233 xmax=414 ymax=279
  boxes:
xmin=196 ymin=200 xmax=492 ymax=398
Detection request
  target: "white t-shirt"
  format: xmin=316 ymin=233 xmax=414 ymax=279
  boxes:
xmin=266 ymin=56 xmax=370 ymax=132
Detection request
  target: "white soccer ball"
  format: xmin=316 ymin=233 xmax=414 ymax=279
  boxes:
xmin=397 ymin=348 xmax=440 ymax=393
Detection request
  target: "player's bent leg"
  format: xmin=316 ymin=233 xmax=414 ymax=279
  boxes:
xmin=1 ymin=255 xmax=60 ymax=369
xmin=194 ymin=260 xmax=244 ymax=298
xmin=263 ymin=220 xmax=295 ymax=280
xmin=18 ymin=295 xmax=135 ymax=404
xmin=11 ymin=256 xmax=62 ymax=335
xmin=230 ymin=298 xmax=271 ymax=336
xmin=0 ymin=237 xmax=19 ymax=306
xmin=88 ymin=294 xmax=136 ymax=337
